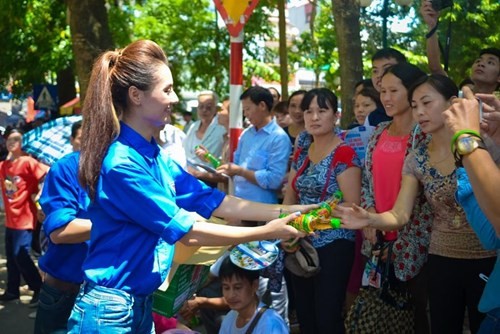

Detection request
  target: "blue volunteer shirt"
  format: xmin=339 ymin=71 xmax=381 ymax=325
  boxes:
xmin=233 ymin=119 xmax=291 ymax=204
xmin=456 ymin=168 xmax=500 ymax=313
xmin=38 ymin=152 xmax=91 ymax=284
xmin=82 ymin=122 xmax=225 ymax=296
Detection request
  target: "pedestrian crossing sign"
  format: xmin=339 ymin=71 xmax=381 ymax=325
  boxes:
xmin=34 ymin=84 xmax=58 ymax=111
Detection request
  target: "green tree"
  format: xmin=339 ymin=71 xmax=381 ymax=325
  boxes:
xmin=132 ymin=0 xmax=277 ymax=99
xmin=0 ymin=0 xmax=72 ymax=96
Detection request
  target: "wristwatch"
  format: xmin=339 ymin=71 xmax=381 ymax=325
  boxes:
xmin=454 ymin=135 xmax=486 ymax=167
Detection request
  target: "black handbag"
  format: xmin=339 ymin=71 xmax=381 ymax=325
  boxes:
xmin=345 ymin=242 xmax=415 ymax=334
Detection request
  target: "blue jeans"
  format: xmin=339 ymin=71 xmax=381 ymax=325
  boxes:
xmin=478 ymin=308 xmax=500 ymax=334
xmin=67 ymin=282 xmax=155 ymax=334
xmin=5 ymin=228 xmax=42 ymax=295
xmin=34 ymin=283 xmax=78 ymax=334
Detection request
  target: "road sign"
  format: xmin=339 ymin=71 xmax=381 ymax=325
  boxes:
xmin=214 ymin=0 xmax=260 ymax=37
xmin=34 ymin=84 xmax=58 ymax=111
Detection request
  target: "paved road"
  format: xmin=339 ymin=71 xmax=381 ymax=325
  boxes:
xmin=0 ymin=212 xmax=36 ymax=334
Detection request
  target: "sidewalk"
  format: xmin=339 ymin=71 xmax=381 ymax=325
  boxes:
xmin=0 ymin=212 xmax=36 ymax=333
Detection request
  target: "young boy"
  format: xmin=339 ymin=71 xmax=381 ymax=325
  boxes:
xmin=0 ymin=129 xmax=48 ymax=305
xmin=218 ymin=257 xmax=288 ymax=334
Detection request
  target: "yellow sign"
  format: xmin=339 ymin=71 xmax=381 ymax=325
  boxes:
xmin=214 ymin=0 xmax=260 ymax=37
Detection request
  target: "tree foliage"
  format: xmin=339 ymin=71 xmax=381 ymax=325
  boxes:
xmin=0 ymin=0 xmax=72 ymax=95
xmin=0 ymin=0 xmax=498 ymax=103
xmin=290 ymin=0 xmax=339 ymax=90
xmin=131 ymin=0 xmax=277 ymax=99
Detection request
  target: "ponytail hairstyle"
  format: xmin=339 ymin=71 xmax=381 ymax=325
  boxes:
xmin=79 ymin=39 xmax=168 ymax=200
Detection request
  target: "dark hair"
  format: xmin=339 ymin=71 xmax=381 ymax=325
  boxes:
xmin=219 ymin=256 xmax=260 ymax=283
xmin=480 ymin=47 xmax=500 ymax=61
xmin=4 ymin=127 xmax=23 ymax=138
xmin=355 ymin=86 xmax=383 ymax=110
xmin=354 ymin=79 xmax=374 ymax=91
xmin=240 ymin=86 xmax=274 ymax=111
xmin=382 ymin=63 xmax=427 ymax=91
xmin=288 ymin=90 xmax=307 ymax=107
xmin=372 ymin=48 xmax=407 ymax=63
xmin=272 ymin=101 xmax=288 ymax=115
xmin=458 ymin=77 xmax=474 ymax=90
xmin=300 ymin=88 xmax=338 ymax=112
xmin=268 ymin=87 xmax=281 ymax=100
xmin=71 ymin=121 xmax=82 ymax=139
xmin=79 ymin=39 xmax=169 ymax=200
xmin=408 ymin=74 xmax=458 ymax=104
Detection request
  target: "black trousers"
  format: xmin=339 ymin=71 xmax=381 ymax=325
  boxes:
xmin=428 ymin=254 xmax=496 ymax=334
xmin=291 ymin=239 xmax=354 ymax=334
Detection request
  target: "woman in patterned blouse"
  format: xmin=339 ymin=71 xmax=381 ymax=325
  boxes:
xmin=337 ymin=74 xmax=496 ymax=334
xmin=282 ymin=88 xmax=362 ymax=334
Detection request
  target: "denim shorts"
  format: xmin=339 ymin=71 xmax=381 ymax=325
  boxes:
xmin=67 ymin=281 xmax=154 ymax=334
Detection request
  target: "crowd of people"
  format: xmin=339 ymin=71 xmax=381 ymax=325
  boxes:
xmin=0 ymin=1 xmax=499 ymax=333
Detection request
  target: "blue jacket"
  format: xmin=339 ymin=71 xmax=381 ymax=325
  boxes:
xmin=456 ymin=168 xmax=500 ymax=313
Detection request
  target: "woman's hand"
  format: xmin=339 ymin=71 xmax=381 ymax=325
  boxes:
xmin=363 ymin=227 xmax=378 ymax=245
xmin=265 ymin=212 xmax=307 ymax=240
xmin=284 ymin=203 xmax=320 ymax=216
xmin=334 ymin=204 xmax=372 ymax=230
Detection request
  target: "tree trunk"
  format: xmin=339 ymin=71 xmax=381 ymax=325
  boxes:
xmin=331 ymin=0 xmax=363 ymax=128
xmin=277 ymin=0 xmax=288 ymax=99
xmin=56 ymin=65 xmax=77 ymax=118
xmin=65 ymin=0 xmax=114 ymax=100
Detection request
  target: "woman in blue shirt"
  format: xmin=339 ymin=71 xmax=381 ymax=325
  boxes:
xmin=67 ymin=39 xmax=314 ymax=334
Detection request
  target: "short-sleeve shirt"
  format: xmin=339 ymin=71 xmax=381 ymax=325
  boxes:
xmin=38 ymin=152 xmax=90 ymax=284
xmin=0 ymin=156 xmax=48 ymax=230
xmin=402 ymin=148 xmax=496 ymax=259
xmin=291 ymin=131 xmax=360 ymax=248
xmin=82 ymin=123 xmax=225 ymax=296
xmin=219 ymin=302 xmax=289 ymax=334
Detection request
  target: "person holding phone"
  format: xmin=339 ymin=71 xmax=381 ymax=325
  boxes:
xmin=336 ymin=75 xmax=496 ymax=333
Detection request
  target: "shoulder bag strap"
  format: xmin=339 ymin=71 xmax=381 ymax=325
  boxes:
xmin=245 ymin=306 xmax=268 ymax=334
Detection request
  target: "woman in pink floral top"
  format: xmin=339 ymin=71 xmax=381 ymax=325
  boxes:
xmin=360 ymin=63 xmax=432 ymax=333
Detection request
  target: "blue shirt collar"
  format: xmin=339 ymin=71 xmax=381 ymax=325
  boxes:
xmin=252 ymin=118 xmax=276 ymax=134
xmin=118 ymin=122 xmax=160 ymax=160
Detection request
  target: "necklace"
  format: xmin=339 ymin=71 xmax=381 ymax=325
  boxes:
xmin=429 ymin=151 xmax=451 ymax=166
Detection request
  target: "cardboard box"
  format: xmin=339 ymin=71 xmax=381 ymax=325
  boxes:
xmin=152 ymin=215 xmax=229 ymax=317
xmin=152 ymin=264 xmax=210 ymax=317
